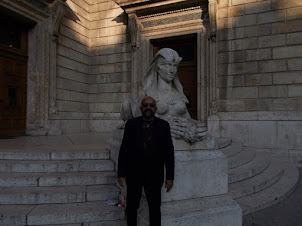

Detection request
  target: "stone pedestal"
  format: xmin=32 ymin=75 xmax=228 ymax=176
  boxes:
xmin=107 ymin=130 xmax=242 ymax=225
xmin=137 ymin=138 xmax=242 ymax=226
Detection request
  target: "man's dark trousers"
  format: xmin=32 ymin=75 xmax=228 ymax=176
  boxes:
xmin=118 ymin=116 xmax=174 ymax=226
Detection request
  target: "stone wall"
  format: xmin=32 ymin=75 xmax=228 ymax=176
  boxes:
xmin=216 ymin=0 xmax=302 ymax=159
xmin=55 ymin=0 xmax=90 ymax=133
xmin=53 ymin=0 xmax=131 ymax=133
xmin=88 ymin=0 xmax=131 ymax=132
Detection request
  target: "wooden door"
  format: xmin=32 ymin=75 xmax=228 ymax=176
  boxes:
xmin=0 ymin=14 xmax=28 ymax=136
xmin=152 ymin=34 xmax=198 ymax=119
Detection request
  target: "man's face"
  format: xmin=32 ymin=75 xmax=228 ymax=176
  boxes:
xmin=140 ymin=97 xmax=157 ymax=120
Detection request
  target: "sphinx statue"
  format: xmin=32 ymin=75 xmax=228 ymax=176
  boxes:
xmin=121 ymin=48 xmax=207 ymax=143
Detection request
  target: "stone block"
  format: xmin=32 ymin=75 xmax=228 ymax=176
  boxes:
xmin=57 ymin=67 xmax=86 ymax=83
xmin=259 ymin=60 xmax=287 ymax=73
xmin=245 ymin=1 xmax=271 ymax=14
xmin=246 ymin=121 xmax=278 ymax=148
xmin=287 ymin=7 xmax=302 ymax=20
xmin=0 ymin=205 xmax=33 ymax=225
xmin=218 ymin=29 xmax=234 ymax=41
xmin=57 ymin=77 xmax=88 ymax=93
xmin=274 ymin=98 xmax=302 ymax=111
xmin=233 ymin=50 xmax=245 ymax=62
xmin=218 ymin=63 xmax=232 ymax=76
xmin=218 ymin=87 xmax=232 ymax=99
xmin=233 ymin=14 xmax=257 ymax=27
xmin=245 ymin=99 xmax=274 ymax=111
xmin=218 ymin=0 xmax=229 ymax=7
xmin=217 ymin=99 xmax=245 ymax=112
xmin=218 ymin=8 xmax=228 ymax=18
xmin=162 ymin=149 xmax=227 ymax=202
xmin=233 ymin=75 xmax=245 ymax=86
xmin=272 ymin=0 xmax=302 ymax=10
xmin=218 ymin=18 xmax=233 ymax=29
xmin=244 ymin=37 xmax=258 ymax=49
xmin=245 ymin=73 xmax=272 ymax=86
xmin=288 ymin=85 xmax=302 ymax=97
xmin=229 ymin=5 xmax=244 ymax=17
xmin=232 ymin=0 xmax=257 ymax=6
xmin=90 ymin=37 xmax=108 ymax=47
xmin=244 ymin=24 xmax=272 ymax=38
xmin=219 ymin=52 xmax=233 ymax=64
xmin=273 ymin=45 xmax=302 ymax=59
xmin=57 ymin=56 xmax=88 ymax=74
xmin=233 ymin=62 xmax=258 ymax=74
xmin=60 ymin=120 xmax=82 ymax=134
xmin=89 ymin=83 xmax=130 ymax=93
xmin=89 ymin=103 xmax=121 ymax=113
xmin=90 ymin=120 xmax=122 ymax=132
xmin=57 ymin=89 xmax=87 ymax=103
xmin=287 ymin=32 xmax=302 ymax=45
xmin=234 ymin=27 xmax=245 ymax=39
xmin=232 ymin=39 xmax=244 ymax=50
xmin=57 ymin=100 xmax=88 ymax=113
xmin=259 ymin=85 xmax=287 ymax=98
xmin=220 ymin=120 xmax=249 ymax=144
xmin=246 ymin=49 xmax=272 ymax=61
xmin=259 ymin=34 xmax=286 ymax=48
xmin=232 ymin=87 xmax=258 ymax=99
xmin=273 ymin=72 xmax=302 ymax=84
xmin=108 ymin=35 xmax=126 ymax=45
xmin=98 ymin=64 xmax=115 ymax=73
xmin=288 ymin=58 xmax=302 ymax=71
xmin=258 ymin=10 xmax=286 ymax=24
xmin=277 ymin=121 xmax=302 ymax=149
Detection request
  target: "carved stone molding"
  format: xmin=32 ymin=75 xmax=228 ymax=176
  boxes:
xmin=49 ymin=1 xmax=65 ymax=117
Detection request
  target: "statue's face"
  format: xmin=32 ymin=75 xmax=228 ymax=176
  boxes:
xmin=157 ymin=61 xmax=179 ymax=83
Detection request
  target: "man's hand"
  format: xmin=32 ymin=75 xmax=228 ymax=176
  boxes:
xmin=165 ymin=180 xmax=173 ymax=192
xmin=118 ymin=177 xmax=126 ymax=188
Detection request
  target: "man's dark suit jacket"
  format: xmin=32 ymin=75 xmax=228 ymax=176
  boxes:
xmin=118 ymin=116 xmax=174 ymax=186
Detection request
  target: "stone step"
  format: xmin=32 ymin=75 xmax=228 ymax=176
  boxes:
xmin=236 ymin=161 xmax=299 ymax=215
xmin=220 ymin=142 xmax=243 ymax=157
xmin=229 ymin=153 xmax=270 ymax=183
xmin=0 ymin=171 xmax=117 ymax=187
xmin=229 ymin=161 xmax=284 ymax=199
xmin=228 ymin=147 xmax=256 ymax=169
xmin=215 ymin=137 xmax=232 ymax=149
xmin=0 ymin=201 xmax=125 ymax=225
xmin=0 ymin=185 xmax=119 ymax=204
xmin=0 ymin=146 xmax=109 ymax=160
xmin=0 ymin=159 xmax=115 ymax=173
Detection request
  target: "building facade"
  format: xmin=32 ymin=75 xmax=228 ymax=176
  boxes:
xmin=0 ymin=0 xmax=301 ymax=164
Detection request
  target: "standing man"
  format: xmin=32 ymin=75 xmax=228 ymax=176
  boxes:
xmin=118 ymin=96 xmax=175 ymax=226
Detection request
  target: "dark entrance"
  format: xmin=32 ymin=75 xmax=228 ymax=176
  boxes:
xmin=151 ymin=34 xmax=198 ymax=119
xmin=0 ymin=12 xmax=29 ymax=136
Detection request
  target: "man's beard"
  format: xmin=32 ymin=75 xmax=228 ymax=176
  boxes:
xmin=142 ymin=109 xmax=154 ymax=119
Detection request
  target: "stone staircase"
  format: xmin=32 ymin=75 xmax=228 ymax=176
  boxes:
xmin=219 ymin=139 xmax=299 ymax=215
xmin=0 ymin=145 xmax=126 ymax=225
xmin=0 ymin=135 xmax=299 ymax=225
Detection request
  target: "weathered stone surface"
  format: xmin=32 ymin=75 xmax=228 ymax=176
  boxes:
xmin=287 ymin=32 xmax=302 ymax=45
xmin=259 ymin=60 xmax=287 ymax=73
xmin=273 ymin=45 xmax=302 ymax=59
xmin=273 ymin=72 xmax=302 ymax=84
xmin=258 ymin=10 xmax=286 ymax=24
xmin=245 ymin=73 xmax=272 ymax=86
xmin=232 ymin=87 xmax=258 ymax=99
xmin=259 ymin=85 xmax=287 ymax=98
xmin=259 ymin=34 xmax=286 ymax=48
xmin=288 ymin=58 xmax=302 ymax=71
xmin=244 ymin=1 xmax=271 ymax=14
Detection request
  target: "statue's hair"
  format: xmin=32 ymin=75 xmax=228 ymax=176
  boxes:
xmin=142 ymin=48 xmax=188 ymax=103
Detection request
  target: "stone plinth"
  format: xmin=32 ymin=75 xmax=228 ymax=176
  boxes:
xmin=107 ymin=130 xmax=242 ymax=225
xmin=138 ymin=138 xmax=242 ymax=226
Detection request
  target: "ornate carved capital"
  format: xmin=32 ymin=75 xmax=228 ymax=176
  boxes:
xmin=208 ymin=0 xmax=217 ymax=42
xmin=128 ymin=13 xmax=141 ymax=51
xmin=50 ymin=0 xmax=65 ymax=41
